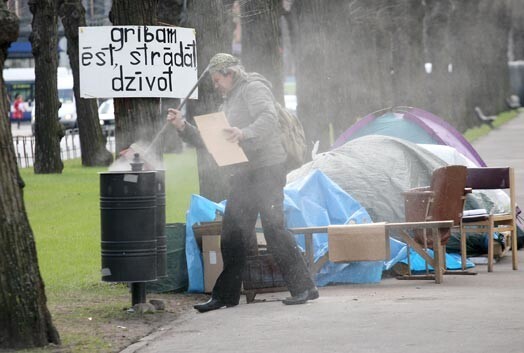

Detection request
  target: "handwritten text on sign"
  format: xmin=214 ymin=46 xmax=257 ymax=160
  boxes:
xmin=79 ymin=26 xmax=198 ymax=98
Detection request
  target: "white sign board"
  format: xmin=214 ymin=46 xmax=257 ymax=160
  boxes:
xmin=79 ymin=26 xmax=198 ymax=99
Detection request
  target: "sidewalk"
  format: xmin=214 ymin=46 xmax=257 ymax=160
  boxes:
xmin=470 ymin=111 xmax=524 ymax=207
xmin=123 ymin=113 xmax=524 ymax=353
xmin=10 ymin=120 xmax=32 ymax=137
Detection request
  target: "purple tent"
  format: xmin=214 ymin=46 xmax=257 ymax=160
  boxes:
xmin=332 ymin=106 xmax=487 ymax=167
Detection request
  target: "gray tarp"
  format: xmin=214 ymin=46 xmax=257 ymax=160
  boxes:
xmin=287 ymin=135 xmax=520 ymax=255
xmin=287 ymin=135 xmax=447 ymax=223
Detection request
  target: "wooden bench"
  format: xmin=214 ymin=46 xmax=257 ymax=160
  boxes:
xmin=290 ymin=220 xmax=453 ymax=284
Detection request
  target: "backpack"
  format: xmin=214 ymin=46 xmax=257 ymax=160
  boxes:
xmin=275 ymin=102 xmax=307 ymax=172
xmin=240 ymin=78 xmax=307 ymax=171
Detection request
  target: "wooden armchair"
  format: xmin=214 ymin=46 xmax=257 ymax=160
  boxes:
xmin=402 ymin=165 xmax=469 ymax=276
xmin=460 ymin=167 xmax=517 ymax=272
xmin=404 ymin=165 xmax=469 ymax=244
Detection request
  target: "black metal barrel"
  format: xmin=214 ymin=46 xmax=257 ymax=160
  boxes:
xmin=155 ymin=170 xmax=167 ymax=278
xmin=100 ymin=171 xmax=157 ymax=282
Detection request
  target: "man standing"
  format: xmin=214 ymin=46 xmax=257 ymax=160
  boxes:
xmin=167 ymin=53 xmax=318 ymax=313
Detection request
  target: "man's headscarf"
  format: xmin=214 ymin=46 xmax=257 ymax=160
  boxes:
xmin=208 ymin=53 xmax=241 ymax=75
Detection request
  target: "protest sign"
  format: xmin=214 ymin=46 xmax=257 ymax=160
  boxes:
xmin=79 ymin=25 xmax=198 ymax=99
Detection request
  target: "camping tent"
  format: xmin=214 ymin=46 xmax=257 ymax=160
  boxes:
xmin=292 ymin=133 xmax=522 ymax=258
xmin=289 ymin=135 xmax=447 ymax=224
xmin=288 ymin=135 xmax=473 ymax=273
xmin=332 ymin=106 xmax=487 ymax=167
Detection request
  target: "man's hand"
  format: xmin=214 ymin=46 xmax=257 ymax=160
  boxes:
xmin=167 ymin=108 xmax=186 ymax=131
xmin=223 ymin=127 xmax=244 ymax=143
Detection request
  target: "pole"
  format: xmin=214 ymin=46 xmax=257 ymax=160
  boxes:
xmin=131 ymin=282 xmax=146 ymax=306
xmin=143 ymin=65 xmax=210 ymax=156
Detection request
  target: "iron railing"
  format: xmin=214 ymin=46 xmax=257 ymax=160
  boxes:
xmin=12 ymin=129 xmax=115 ymax=168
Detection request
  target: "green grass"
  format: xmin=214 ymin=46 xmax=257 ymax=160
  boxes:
xmin=284 ymin=81 xmax=296 ymax=95
xmin=16 ymin=148 xmax=199 ymax=352
xmin=463 ymin=109 xmax=520 ymax=142
xmin=20 ymin=149 xmax=199 ymax=293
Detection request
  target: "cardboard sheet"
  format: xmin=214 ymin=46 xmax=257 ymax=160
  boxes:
xmin=328 ymin=223 xmax=388 ymax=262
xmin=202 ymin=235 xmax=223 ymax=293
xmin=194 ymin=112 xmax=248 ymax=166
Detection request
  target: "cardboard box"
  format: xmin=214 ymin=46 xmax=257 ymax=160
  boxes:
xmin=202 ymin=235 xmax=223 ymax=293
xmin=328 ymin=223 xmax=388 ymax=262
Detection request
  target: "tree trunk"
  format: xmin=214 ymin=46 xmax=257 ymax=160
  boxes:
xmin=157 ymin=0 xmax=184 ymax=26
xmin=29 ymin=0 xmax=64 ymax=174
xmin=510 ymin=0 xmax=524 ymax=60
xmin=156 ymin=0 xmax=185 ymax=154
xmin=448 ymin=0 xmax=511 ymax=132
xmin=0 ymin=2 xmax=61 ymax=349
xmin=241 ymin=0 xmax=284 ymax=104
xmin=109 ymin=0 xmax=162 ymax=158
xmin=185 ymin=0 xmax=233 ymax=202
xmin=383 ymin=0 xmax=426 ymax=108
xmin=422 ymin=0 xmax=454 ymax=122
xmin=58 ymin=0 xmax=113 ymax=167
xmin=323 ymin=1 xmax=394 ymax=143
xmin=477 ymin=1 xmax=511 ymax=116
xmin=292 ymin=0 xmax=331 ymax=153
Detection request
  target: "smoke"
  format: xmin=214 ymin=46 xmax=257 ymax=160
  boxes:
xmin=108 ymin=140 xmax=165 ymax=172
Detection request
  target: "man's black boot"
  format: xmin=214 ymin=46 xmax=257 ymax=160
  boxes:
xmin=193 ymin=298 xmax=237 ymax=313
xmin=282 ymin=287 xmax=319 ymax=305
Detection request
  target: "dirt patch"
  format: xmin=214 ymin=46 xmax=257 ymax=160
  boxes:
xmin=44 ymin=290 xmax=209 ymax=353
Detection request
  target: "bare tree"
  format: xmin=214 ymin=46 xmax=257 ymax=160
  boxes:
xmin=510 ymin=0 xmax=524 ymax=60
xmin=109 ymin=0 xmax=162 ymax=156
xmin=422 ymin=0 xmax=454 ymax=122
xmin=156 ymin=0 xmax=185 ymax=153
xmin=0 ymin=1 xmax=60 ymax=349
xmin=385 ymin=0 xmax=426 ymax=108
xmin=448 ymin=0 xmax=511 ymax=132
xmin=322 ymin=1 xmax=395 ymax=142
xmin=58 ymin=0 xmax=113 ymax=166
xmin=291 ymin=0 xmax=331 ymax=152
xmin=185 ymin=0 xmax=234 ymax=202
xmin=29 ymin=0 xmax=64 ymax=173
xmin=240 ymin=0 xmax=284 ymax=103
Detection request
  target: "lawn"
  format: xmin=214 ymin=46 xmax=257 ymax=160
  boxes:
xmin=17 ymin=149 xmax=200 ymax=352
xmin=463 ymin=109 xmax=519 ymax=142
xmin=21 ymin=148 xmax=199 ymax=293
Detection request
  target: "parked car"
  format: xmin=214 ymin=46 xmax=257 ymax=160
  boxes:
xmin=29 ymin=68 xmax=77 ymax=134
xmin=57 ymin=84 xmax=77 ymax=130
xmin=98 ymin=98 xmax=115 ymax=135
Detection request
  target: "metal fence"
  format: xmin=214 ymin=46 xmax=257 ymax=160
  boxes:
xmin=12 ymin=130 xmax=116 ymax=168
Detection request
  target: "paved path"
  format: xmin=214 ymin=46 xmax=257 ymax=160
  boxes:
xmin=10 ymin=120 xmax=32 ymax=137
xmin=123 ymin=112 xmax=524 ymax=353
xmin=471 ymin=112 xmax=524 ymax=207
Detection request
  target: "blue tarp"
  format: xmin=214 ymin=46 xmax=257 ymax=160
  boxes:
xmin=283 ymin=169 xmax=384 ymax=286
xmin=185 ymin=195 xmax=224 ymax=293
xmin=386 ymin=237 xmax=474 ymax=271
xmin=184 ymin=170 xmax=473 ymax=293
